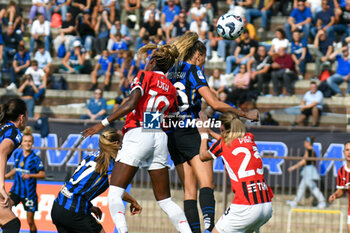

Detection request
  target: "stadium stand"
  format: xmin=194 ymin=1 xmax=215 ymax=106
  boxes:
xmin=0 ymin=0 xmax=349 ymax=130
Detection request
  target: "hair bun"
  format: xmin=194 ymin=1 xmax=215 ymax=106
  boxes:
xmin=23 ymin=126 xmax=32 ymax=135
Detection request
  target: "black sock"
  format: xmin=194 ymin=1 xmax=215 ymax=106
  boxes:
xmin=2 ymin=218 xmax=21 ymax=233
xmin=199 ymin=187 xmax=216 ymax=232
xmin=184 ymin=199 xmax=201 ymax=233
xmin=30 ymin=230 xmax=37 ymax=233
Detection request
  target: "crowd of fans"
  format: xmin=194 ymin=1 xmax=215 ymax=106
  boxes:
xmin=0 ymin=0 xmax=349 ymax=125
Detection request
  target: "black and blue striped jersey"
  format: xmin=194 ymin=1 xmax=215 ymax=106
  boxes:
xmin=55 ymin=151 xmax=113 ymax=214
xmin=168 ymin=61 xmax=208 ymax=120
xmin=0 ymin=122 xmax=22 ymax=158
xmin=10 ymin=150 xmax=44 ymax=200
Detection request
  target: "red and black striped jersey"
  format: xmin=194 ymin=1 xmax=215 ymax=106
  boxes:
xmin=209 ymin=133 xmax=273 ymax=205
xmin=122 ymin=70 xmax=178 ymax=134
xmin=336 ymin=165 xmax=350 ymax=214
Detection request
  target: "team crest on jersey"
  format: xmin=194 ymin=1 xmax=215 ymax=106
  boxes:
xmin=197 ymin=70 xmax=205 ymax=79
xmin=15 ymin=134 xmax=22 ymax=144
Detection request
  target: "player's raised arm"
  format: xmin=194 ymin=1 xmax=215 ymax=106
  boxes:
xmin=82 ymin=88 xmax=142 ymax=137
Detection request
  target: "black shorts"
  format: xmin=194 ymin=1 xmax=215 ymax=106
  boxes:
xmin=167 ymin=127 xmax=201 ymax=166
xmin=51 ymin=202 xmax=103 ymax=233
xmin=301 ymin=107 xmax=321 ymax=117
xmin=9 ymin=192 xmax=38 ymax=212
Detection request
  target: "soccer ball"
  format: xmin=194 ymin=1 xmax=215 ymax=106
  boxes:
xmin=216 ymin=13 xmax=244 ymax=40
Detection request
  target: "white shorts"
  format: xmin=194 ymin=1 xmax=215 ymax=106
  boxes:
xmin=347 ymin=215 xmax=350 ymax=224
xmin=215 ymin=202 xmax=273 ymax=233
xmin=116 ymin=127 xmax=169 ymax=170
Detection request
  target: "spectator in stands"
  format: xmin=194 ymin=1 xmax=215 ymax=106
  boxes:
xmin=50 ymin=0 xmax=72 ymax=21
xmin=2 ymin=24 xmax=23 ymax=71
xmin=53 ymin=11 xmax=76 ymax=55
xmin=189 ymin=12 xmax=209 ymax=42
xmin=285 ymin=0 xmax=312 ymax=41
xmin=310 ymin=0 xmax=335 ymax=39
xmin=271 ymin=47 xmax=297 ymax=96
xmin=30 ymin=13 xmax=50 ymax=54
xmin=120 ymin=50 xmax=136 ymax=81
xmin=161 ymin=0 xmax=180 ymax=40
xmin=261 ymin=112 xmax=279 ymax=125
xmin=18 ymin=74 xmax=39 ymax=117
xmin=77 ymin=12 xmax=95 ymax=59
xmin=135 ymin=12 xmax=162 ymax=50
xmin=70 ymin=0 xmax=91 ymax=18
xmin=313 ymin=29 xmax=333 ymax=78
xmin=326 ymin=45 xmax=350 ymax=96
xmin=109 ymin=19 xmax=132 ymax=47
xmin=93 ymin=11 xmax=112 ymax=57
xmin=8 ymin=45 xmax=31 ymax=90
xmin=293 ymin=0 xmax=322 ymax=19
xmin=144 ymin=3 xmax=161 ymax=22
xmin=247 ymin=45 xmax=272 ymax=95
xmin=229 ymin=64 xmax=251 ymax=106
xmin=293 ymin=81 xmax=323 ymax=127
xmin=206 ymin=17 xmax=222 ymax=60
xmin=90 ymin=50 xmax=113 ymax=91
xmin=226 ymin=29 xmax=258 ymax=75
xmin=245 ymin=0 xmax=274 ymax=32
xmin=291 ymin=30 xmax=310 ymax=79
xmin=169 ymin=10 xmax=189 ymax=38
xmin=268 ymin=27 xmax=290 ymax=57
xmin=114 ymin=49 xmax=125 ymax=74
xmin=108 ymin=32 xmax=127 ymax=58
xmin=208 ymin=69 xmax=227 ymax=97
xmin=29 ymin=0 xmax=49 ymax=25
xmin=80 ymin=88 xmax=107 ymax=120
xmin=34 ymin=43 xmax=52 ymax=75
xmin=93 ymin=0 xmax=116 ymax=24
xmin=60 ymin=40 xmax=86 ymax=74
xmin=190 ymin=0 xmax=207 ymax=22
xmin=24 ymin=60 xmax=47 ymax=101
xmin=334 ymin=0 xmax=350 ymax=39
xmin=0 ymin=1 xmax=23 ymax=28
xmin=120 ymin=0 xmax=140 ymax=30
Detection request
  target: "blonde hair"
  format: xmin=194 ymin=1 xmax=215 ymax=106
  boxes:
xmin=23 ymin=126 xmax=33 ymax=141
xmin=220 ymin=111 xmax=246 ymax=145
xmin=138 ymin=43 xmax=179 ymax=73
xmin=172 ymin=32 xmax=206 ymax=63
xmin=95 ymin=129 xmax=122 ymax=175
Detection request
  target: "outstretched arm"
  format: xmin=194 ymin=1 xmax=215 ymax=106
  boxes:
xmin=82 ymin=89 xmax=142 ymax=137
xmin=329 ymin=189 xmax=345 ymax=203
xmin=198 ymin=86 xmax=258 ymax=120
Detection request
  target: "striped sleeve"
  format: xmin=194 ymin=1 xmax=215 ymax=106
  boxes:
xmin=208 ymin=138 xmax=223 ymax=159
xmin=130 ymin=71 xmax=148 ymax=96
xmin=336 ymin=167 xmax=346 ymax=189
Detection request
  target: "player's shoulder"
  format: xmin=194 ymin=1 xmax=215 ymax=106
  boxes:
xmin=244 ymin=132 xmax=255 ymax=141
xmin=337 ymin=165 xmax=347 ymax=175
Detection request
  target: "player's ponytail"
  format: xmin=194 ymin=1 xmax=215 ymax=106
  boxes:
xmin=0 ymin=98 xmax=27 ymax=125
xmin=172 ymin=32 xmax=200 ymax=62
xmin=138 ymin=43 xmax=179 ymax=74
xmin=220 ymin=111 xmax=246 ymax=145
xmin=96 ymin=129 xmax=122 ymax=175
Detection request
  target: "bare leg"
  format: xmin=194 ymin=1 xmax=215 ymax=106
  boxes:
xmin=27 ymin=212 xmax=37 ymax=232
xmin=311 ymin=107 xmax=320 ymax=126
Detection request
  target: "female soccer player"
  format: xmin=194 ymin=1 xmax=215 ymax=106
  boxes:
xmin=167 ymin=32 xmax=259 ymax=232
xmin=197 ymin=111 xmax=273 ymax=233
xmin=5 ymin=126 xmax=45 ymax=233
xmin=0 ymin=98 xmax=28 ymax=233
xmin=329 ymin=141 xmax=350 ymax=233
xmin=51 ymin=128 xmax=142 ymax=233
xmin=286 ymin=136 xmax=326 ymax=208
xmin=83 ymin=44 xmax=192 ymax=233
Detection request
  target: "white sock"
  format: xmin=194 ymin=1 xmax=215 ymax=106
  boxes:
xmin=108 ymin=185 xmax=128 ymax=233
xmin=158 ymin=197 xmax=192 ymax=233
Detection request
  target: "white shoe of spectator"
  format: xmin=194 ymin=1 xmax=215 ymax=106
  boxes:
xmin=257 ymin=27 xmax=264 ymax=33
xmin=94 ymin=55 xmax=101 ymax=60
xmin=134 ymin=24 xmax=140 ymax=30
xmin=298 ymin=75 xmax=303 ymax=80
xmin=216 ymin=57 xmax=224 ymax=63
xmin=85 ymin=53 xmax=91 ymax=60
xmin=317 ymin=202 xmax=326 ymax=209
xmin=286 ymin=200 xmax=297 ymax=208
xmin=6 ymin=82 xmax=17 ymax=90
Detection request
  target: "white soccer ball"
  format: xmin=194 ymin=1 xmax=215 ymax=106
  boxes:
xmin=216 ymin=13 xmax=245 ymax=40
